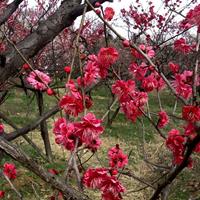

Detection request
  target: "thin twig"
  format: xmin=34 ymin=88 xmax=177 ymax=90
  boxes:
xmin=192 ymin=32 xmax=200 ymax=103
xmin=2 ymin=172 xmax=23 ymax=200
xmin=157 ymin=90 xmax=162 ymax=111
xmin=139 ymin=108 xmax=166 ymax=139
xmin=101 ymin=98 xmax=118 ymax=121
xmin=121 ymin=171 xmax=156 ymax=190
xmin=126 ymin=172 xmax=169 ymax=194
xmin=31 ymin=182 xmax=40 ymax=200
xmin=67 ymin=3 xmax=88 ymax=83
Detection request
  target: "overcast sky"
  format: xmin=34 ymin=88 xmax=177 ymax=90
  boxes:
xmin=27 ymin=0 xmax=146 ymax=37
xmin=75 ymin=0 xmax=164 ymax=37
xmin=26 ymin=0 xmax=195 ymax=38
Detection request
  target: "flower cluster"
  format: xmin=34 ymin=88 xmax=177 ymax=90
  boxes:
xmin=142 ymin=74 xmax=158 ymax=92
xmin=182 ymin=105 xmax=200 ymax=122
xmin=53 ymin=112 xmax=104 ymax=152
xmin=83 ymin=145 xmax=128 ymax=200
xmin=180 ymin=4 xmax=200 ymax=32
xmin=59 ymin=80 xmax=92 ymax=116
xmin=0 ymin=163 xmax=17 ymax=198
xmin=168 ymin=62 xmax=180 ymax=74
xmin=166 ymin=129 xmax=185 ymax=165
xmin=83 ymin=168 xmax=125 ymax=200
xmin=129 ymin=62 xmax=148 ymax=81
xmin=172 ymin=70 xmax=196 ymax=100
xmin=184 ymin=123 xmax=200 ymax=153
xmin=80 ymin=59 xmax=100 ymax=86
xmin=26 ymin=70 xmax=51 ymax=90
xmin=75 ymin=112 xmax=104 ymax=151
xmin=53 ymin=118 xmax=78 ymax=151
xmin=166 ymin=118 xmax=200 ymax=167
xmin=174 ymin=38 xmax=193 ymax=54
xmin=108 ymin=144 xmax=128 ymax=169
xmin=131 ymin=44 xmax=155 ymax=59
xmin=157 ymin=110 xmax=169 ymax=128
xmin=97 ymin=47 xmax=119 ymax=71
xmin=112 ymin=80 xmax=148 ymax=122
xmin=78 ymin=47 xmax=119 ymax=87
xmin=129 ymin=62 xmax=165 ymax=92
xmin=182 ymin=105 xmax=200 ymax=153
xmin=120 ymin=3 xmax=165 ymax=31
xmin=165 ymin=105 xmax=200 ymax=166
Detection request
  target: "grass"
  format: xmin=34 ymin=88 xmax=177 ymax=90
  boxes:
xmin=0 ymin=85 xmax=200 ymax=199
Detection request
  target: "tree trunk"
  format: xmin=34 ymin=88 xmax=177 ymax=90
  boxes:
xmin=36 ymin=91 xmax=52 ymax=162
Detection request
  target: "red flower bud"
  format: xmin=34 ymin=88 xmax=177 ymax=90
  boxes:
xmin=0 ymin=191 xmax=5 ymax=198
xmin=95 ymin=9 xmax=101 ymax=15
xmin=22 ymin=63 xmax=30 ymax=70
xmin=95 ymin=2 xmax=101 ymax=7
xmin=64 ymin=66 xmax=71 ymax=74
xmin=48 ymin=168 xmax=59 ymax=175
xmin=111 ymin=169 xmax=118 ymax=176
xmin=46 ymin=88 xmax=55 ymax=96
xmin=122 ymin=40 xmax=130 ymax=47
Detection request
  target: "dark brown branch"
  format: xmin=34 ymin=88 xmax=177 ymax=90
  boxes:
xmin=0 ymin=0 xmax=23 ymax=26
xmin=0 ymin=138 xmax=90 ymax=200
xmin=0 ymin=171 xmax=23 ymax=199
xmin=0 ymin=111 xmax=49 ymax=161
xmin=0 ymin=90 xmax=8 ymax=104
xmin=0 ymin=0 xmax=112 ymax=86
xmin=3 ymin=105 xmax=60 ymax=141
xmin=126 ymin=172 xmax=169 ymax=194
xmin=150 ymin=133 xmax=200 ymax=200
xmin=121 ymin=171 xmax=156 ymax=189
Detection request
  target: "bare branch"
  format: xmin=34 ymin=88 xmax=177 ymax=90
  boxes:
xmin=0 ymin=138 xmax=90 ymax=200
xmin=1 ymin=172 xmax=23 ymax=200
xmin=3 ymin=105 xmax=60 ymax=141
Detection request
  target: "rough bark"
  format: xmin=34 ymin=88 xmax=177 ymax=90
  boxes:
xmin=0 ymin=138 xmax=90 ymax=200
xmin=0 ymin=0 xmax=23 ymax=26
xmin=0 ymin=0 xmax=112 ymax=87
